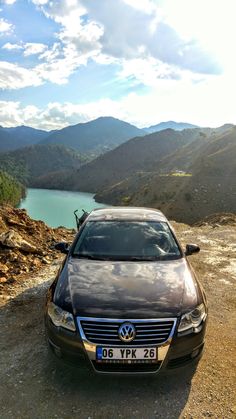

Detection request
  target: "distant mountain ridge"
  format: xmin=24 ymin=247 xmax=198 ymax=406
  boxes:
xmin=0 ymin=126 xmax=50 ymax=152
xmin=0 ymin=117 xmax=145 ymax=155
xmin=1 ymin=118 xmax=233 ymax=155
xmin=144 ymin=121 xmax=199 ymax=133
xmin=39 ymin=116 xmax=145 ymax=155
xmin=3 ymin=125 xmax=49 ymax=143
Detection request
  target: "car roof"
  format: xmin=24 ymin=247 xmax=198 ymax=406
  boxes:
xmin=86 ymin=207 xmax=168 ymax=222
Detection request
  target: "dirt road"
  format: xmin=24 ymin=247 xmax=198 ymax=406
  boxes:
xmin=0 ymin=222 xmax=235 ymax=419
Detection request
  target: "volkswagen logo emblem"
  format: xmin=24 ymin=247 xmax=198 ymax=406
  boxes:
xmin=118 ymin=322 xmax=136 ymax=342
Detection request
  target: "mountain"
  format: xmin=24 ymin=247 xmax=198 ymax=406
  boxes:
xmin=0 ymin=170 xmax=25 ymax=206
xmin=0 ymin=144 xmax=85 ymax=186
xmin=0 ymin=126 xmax=49 ymax=152
xmin=40 ymin=117 xmax=145 ymax=155
xmin=0 ymin=128 xmax=15 ymax=152
xmin=95 ymin=126 xmax=236 ymax=223
xmin=0 ymin=117 xmax=145 ymax=157
xmin=38 ymin=122 xmax=235 ymax=224
xmin=0 ymin=118 xmax=200 ymax=156
xmin=46 ymin=128 xmax=208 ymax=193
xmin=144 ymin=121 xmax=199 ymax=133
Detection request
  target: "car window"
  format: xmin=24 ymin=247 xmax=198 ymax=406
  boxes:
xmin=72 ymin=221 xmax=181 ymax=261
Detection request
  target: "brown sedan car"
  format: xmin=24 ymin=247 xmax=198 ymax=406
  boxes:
xmin=45 ymin=207 xmax=208 ymax=374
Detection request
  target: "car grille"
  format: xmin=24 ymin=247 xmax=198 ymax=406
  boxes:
xmin=78 ymin=318 xmax=176 ymax=346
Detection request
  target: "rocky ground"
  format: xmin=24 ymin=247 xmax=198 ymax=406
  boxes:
xmin=0 ymin=207 xmax=235 ymax=419
xmin=0 ymin=206 xmax=75 ymax=288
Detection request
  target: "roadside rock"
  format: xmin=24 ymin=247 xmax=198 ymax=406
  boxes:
xmin=0 ymin=230 xmax=37 ymax=253
xmin=0 ymin=262 xmax=9 ymax=275
xmin=194 ymin=212 xmax=236 ymax=227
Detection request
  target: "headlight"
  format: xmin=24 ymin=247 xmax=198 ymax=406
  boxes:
xmin=48 ymin=302 xmax=76 ymax=332
xmin=178 ymin=303 xmax=207 ymax=334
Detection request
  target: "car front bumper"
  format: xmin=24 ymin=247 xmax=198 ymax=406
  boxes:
xmin=45 ymin=315 xmax=207 ymax=374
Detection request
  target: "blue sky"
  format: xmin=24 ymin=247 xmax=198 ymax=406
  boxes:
xmin=0 ymin=0 xmax=236 ymax=130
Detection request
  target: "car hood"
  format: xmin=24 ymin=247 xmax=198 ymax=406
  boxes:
xmin=54 ymin=257 xmax=199 ymax=319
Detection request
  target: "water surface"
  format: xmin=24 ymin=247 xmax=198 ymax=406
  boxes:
xmin=19 ymin=188 xmax=106 ymax=229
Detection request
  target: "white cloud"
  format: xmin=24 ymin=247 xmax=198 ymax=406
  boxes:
xmin=0 ymin=2 xmax=104 ymax=90
xmin=0 ymin=0 xmax=227 ymax=94
xmin=23 ymin=42 xmax=47 ymax=56
xmin=41 ymin=1 xmax=86 ymax=24
xmin=80 ymin=0 xmax=220 ymax=75
xmin=123 ymin=0 xmax=157 ymax=14
xmin=0 ymin=56 xmax=84 ymax=89
xmin=31 ymin=0 xmax=221 ymax=86
xmin=2 ymin=41 xmax=47 ymax=55
xmin=58 ymin=19 xmax=103 ymax=55
xmin=0 ymin=62 xmax=42 ymax=89
xmin=38 ymin=42 xmax=61 ymax=61
xmin=35 ymin=1 xmax=103 ymax=62
xmin=31 ymin=0 xmax=49 ymax=5
xmin=119 ymin=76 xmax=236 ymax=128
xmin=2 ymin=0 xmax=17 ymax=4
xmin=0 ymin=40 xmax=92 ymax=88
xmin=0 ymin=17 xmax=13 ymax=35
xmin=1 ymin=0 xmax=235 ymax=104
xmin=35 ymin=42 xmax=92 ymax=84
xmin=0 ymin=101 xmax=24 ymax=127
xmin=0 ymin=99 xmax=127 ymax=130
xmin=2 ymin=42 xmax=23 ymax=51
xmin=161 ymin=0 xmax=236 ymax=72
xmin=1 ymin=73 xmax=236 ymax=131
xmin=118 ymin=57 xmax=182 ymax=87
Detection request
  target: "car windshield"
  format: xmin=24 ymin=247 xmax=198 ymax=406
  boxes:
xmin=72 ymin=220 xmax=181 ymax=261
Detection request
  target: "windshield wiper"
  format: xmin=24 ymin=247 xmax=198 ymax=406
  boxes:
xmin=73 ymin=253 xmax=180 ymax=261
xmin=74 ymin=253 xmax=107 ymax=260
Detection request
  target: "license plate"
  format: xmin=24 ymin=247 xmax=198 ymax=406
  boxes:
xmin=96 ymin=347 xmax=157 ymax=361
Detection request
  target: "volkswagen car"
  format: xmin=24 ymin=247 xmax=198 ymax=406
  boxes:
xmin=45 ymin=207 xmax=207 ymax=374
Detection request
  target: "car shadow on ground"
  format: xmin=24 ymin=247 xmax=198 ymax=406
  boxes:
xmin=44 ymin=355 xmax=196 ymax=418
xmin=1 ymin=281 xmax=196 ymax=419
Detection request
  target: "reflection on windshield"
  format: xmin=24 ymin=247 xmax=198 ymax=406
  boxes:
xmin=73 ymin=221 xmax=181 ymax=261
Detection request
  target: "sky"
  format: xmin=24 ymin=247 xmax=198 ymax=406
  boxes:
xmin=0 ymin=0 xmax=236 ymax=131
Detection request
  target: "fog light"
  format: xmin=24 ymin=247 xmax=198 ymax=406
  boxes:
xmin=191 ymin=349 xmax=200 ymax=359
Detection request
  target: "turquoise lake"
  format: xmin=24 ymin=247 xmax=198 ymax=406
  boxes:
xmin=19 ymin=188 xmax=106 ymax=229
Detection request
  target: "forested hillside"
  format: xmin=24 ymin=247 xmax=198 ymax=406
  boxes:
xmin=0 ymin=144 xmax=85 ymax=186
xmin=44 ymin=128 xmax=205 ymax=192
xmin=0 ymin=171 xmax=25 ymax=206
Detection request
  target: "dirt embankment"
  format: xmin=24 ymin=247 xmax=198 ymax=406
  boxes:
xmin=0 ymin=208 xmax=235 ymax=418
xmin=0 ymin=205 xmax=74 ymax=291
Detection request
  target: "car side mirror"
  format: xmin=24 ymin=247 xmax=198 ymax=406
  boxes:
xmin=185 ymin=244 xmax=200 ymax=256
xmin=54 ymin=242 xmax=70 ymax=254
